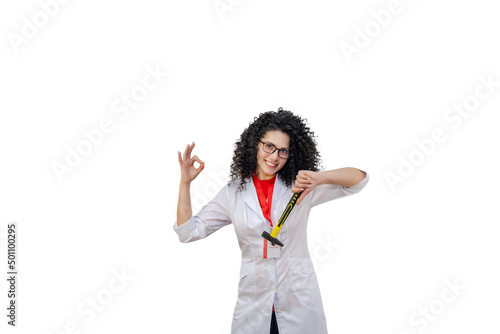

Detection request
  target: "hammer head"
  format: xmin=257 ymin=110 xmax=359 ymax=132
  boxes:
xmin=261 ymin=231 xmax=284 ymax=247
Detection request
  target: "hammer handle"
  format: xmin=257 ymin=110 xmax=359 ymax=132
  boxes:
xmin=270 ymin=191 xmax=302 ymax=238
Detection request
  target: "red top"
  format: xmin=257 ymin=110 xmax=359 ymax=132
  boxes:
xmin=259 ymin=177 xmax=275 ymax=198
xmin=252 ymin=173 xmax=276 ymax=226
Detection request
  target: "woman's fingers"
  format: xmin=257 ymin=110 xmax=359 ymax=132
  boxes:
xmin=177 ymin=151 xmax=183 ymax=165
xmin=187 ymin=142 xmax=195 ymax=159
xmin=193 ymin=156 xmax=205 ymax=173
xmin=181 ymin=142 xmax=196 ymax=162
xmin=182 ymin=143 xmax=190 ymax=161
xmin=192 ymin=155 xmax=203 ymax=163
xmin=195 ymin=163 xmax=205 ymax=174
xmin=292 ymin=177 xmax=313 ymax=205
xmin=296 ymin=189 xmax=311 ymax=206
xmin=296 ymin=180 xmax=311 ymax=188
xmin=295 ymin=177 xmax=312 ymax=189
xmin=293 ymin=171 xmax=318 ymax=205
xmin=178 ymin=142 xmax=204 ymax=182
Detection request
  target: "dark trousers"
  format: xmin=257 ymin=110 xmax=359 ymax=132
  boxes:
xmin=270 ymin=310 xmax=279 ymax=334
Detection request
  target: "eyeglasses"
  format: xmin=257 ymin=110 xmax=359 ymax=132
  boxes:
xmin=259 ymin=140 xmax=290 ymax=159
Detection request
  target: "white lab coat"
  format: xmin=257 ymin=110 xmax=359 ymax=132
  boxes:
xmin=173 ymin=171 xmax=369 ymax=334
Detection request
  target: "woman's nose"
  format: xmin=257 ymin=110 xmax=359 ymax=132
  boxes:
xmin=268 ymin=150 xmax=280 ymax=160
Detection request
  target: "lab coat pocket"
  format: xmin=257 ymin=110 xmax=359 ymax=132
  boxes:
xmin=239 ymin=262 xmax=255 ymax=280
xmin=289 ymin=257 xmax=322 ymax=311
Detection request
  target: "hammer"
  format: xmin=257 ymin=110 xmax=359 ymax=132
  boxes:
xmin=261 ymin=191 xmax=302 ymax=247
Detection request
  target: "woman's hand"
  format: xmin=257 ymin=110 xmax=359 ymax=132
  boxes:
xmin=292 ymin=170 xmax=323 ymax=205
xmin=177 ymin=142 xmax=205 ymax=184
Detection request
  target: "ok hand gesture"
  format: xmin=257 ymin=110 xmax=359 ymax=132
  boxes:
xmin=177 ymin=142 xmax=205 ymax=184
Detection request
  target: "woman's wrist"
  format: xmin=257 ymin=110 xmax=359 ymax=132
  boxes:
xmin=316 ymin=171 xmax=327 ymax=186
xmin=318 ymin=168 xmax=365 ymax=187
xmin=180 ymin=179 xmax=192 ymax=187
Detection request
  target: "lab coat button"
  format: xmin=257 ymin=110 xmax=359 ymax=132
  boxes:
xmin=269 ymin=261 xmax=273 ymax=266
xmin=272 ymin=286 xmax=276 ymax=291
xmin=277 ymin=309 xmax=281 ymax=313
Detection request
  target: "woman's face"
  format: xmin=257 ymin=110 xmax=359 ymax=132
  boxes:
xmin=256 ymin=130 xmax=290 ymax=180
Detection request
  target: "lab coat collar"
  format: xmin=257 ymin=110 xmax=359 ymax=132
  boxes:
xmin=241 ymin=174 xmax=289 ymax=220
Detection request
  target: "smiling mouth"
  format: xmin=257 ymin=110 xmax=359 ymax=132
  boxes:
xmin=265 ymin=160 xmax=278 ymax=167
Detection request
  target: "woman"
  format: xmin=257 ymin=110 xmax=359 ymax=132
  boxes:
xmin=174 ymin=108 xmax=369 ymax=333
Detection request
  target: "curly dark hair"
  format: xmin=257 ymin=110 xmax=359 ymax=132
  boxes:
xmin=229 ymin=107 xmax=322 ymax=191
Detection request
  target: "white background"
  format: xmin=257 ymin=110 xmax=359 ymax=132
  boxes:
xmin=1 ymin=0 xmax=499 ymax=333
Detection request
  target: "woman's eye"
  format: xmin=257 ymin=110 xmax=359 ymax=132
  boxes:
xmin=280 ymin=149 xmax=288 ymax=154
xmin=265 ymin=144 xmax=274 ymax=149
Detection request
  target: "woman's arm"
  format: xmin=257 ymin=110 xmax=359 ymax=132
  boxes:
xmin=292 ymin=167 xmax=367 ymax=205
xmin=177 ymin=181 xmax=193 ymax=227
xmin=176 ymin=142 xmax=204 ymax=227
xmin=317 ymin=167 xmax=366 ymax=187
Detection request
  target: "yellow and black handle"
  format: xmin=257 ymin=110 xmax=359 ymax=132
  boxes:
xmin=261 ymin=191 xmax=302 ymax=247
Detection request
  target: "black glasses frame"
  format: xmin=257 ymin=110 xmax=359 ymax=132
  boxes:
xmin=259 ymin=140 xmax=290 ymax=159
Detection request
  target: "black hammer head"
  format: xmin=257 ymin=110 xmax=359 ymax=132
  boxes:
xmin=261 ymin=231 xmax=284 ymax=247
